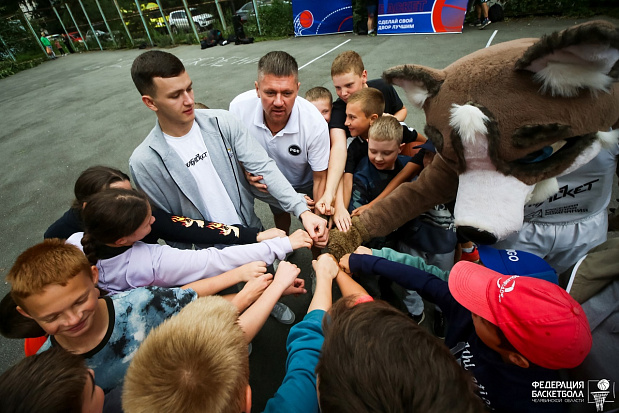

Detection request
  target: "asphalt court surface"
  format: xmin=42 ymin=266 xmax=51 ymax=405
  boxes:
xmin=0 ymin=15 xmax=617 ymax=410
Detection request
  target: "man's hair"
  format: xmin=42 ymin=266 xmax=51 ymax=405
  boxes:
xmin=72 ymin=165 xmax=130 ymax=210
xmin=123 ymin=296 xmax=249 ymax=413
xmin=6 ymin=239 xmax=91 ymax=309
xmin=369 ymin=115 xmax=403 ymax=144
xmin=331 ymin=50 xmax=364 ymax=77
xmin=317 ymin=299 xmax=485 ymax=413
xmin=347 ymin=88 xmax=384 ymax=118
xmin=131 ymin=50 xmax=186 ymax=96
xmin=304 ymin=87 xmax=333 ymax=104
xmin=0 ymin=347 xmax=88 ymax=413
xmin=258 ymin=51 xmax=298 ymax=81
xmin=81 ymin=188 xmax=150 ymax=265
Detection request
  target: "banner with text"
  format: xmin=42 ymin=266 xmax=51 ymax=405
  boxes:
xmin=378 ymin=0 xmax=467 ymax=34
xmin=292 ymin=0 xmax=353 ymax=36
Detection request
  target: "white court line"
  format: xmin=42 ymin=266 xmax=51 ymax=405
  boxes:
xmin=485 ymin=29 xmax=498 ymax=48
xmin=299 ymin=39 xmax=352 ymax=70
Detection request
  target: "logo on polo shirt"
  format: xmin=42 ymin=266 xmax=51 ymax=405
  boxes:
xmin=288 ymin=145 xmax=301 ymax=156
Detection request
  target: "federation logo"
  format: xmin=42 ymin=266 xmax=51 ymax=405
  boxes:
xmin=588 ymin=379 xmax=616 ymax=412
xmin=496 ymin=275 xmax=518 ymax=303
xmin=288 ymin=145 xmax=301 ymax=156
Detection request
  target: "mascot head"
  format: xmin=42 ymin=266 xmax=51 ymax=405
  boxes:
xmin=384 ymin=20 xmax=619 ymax=244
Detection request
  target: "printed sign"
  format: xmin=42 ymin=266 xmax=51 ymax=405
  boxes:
xmin=292 ymin=0 xmax=353 ymax=36
xmin=377 ymin=0 xmax=468 ymax=34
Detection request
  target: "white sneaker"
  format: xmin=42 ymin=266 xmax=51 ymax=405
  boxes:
xmin=270 ymin=302 xmax=295 ymax=324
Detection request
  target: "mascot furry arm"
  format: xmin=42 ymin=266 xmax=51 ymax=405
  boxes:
xmin=328 ymin=20 xmax=619 ymax=259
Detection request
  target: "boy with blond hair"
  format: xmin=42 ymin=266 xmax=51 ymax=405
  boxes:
xmin=316 ymin=50 xmax=408 ymax=215
xmin=6 ymin=239 xmax=305 ymax=395
xmin=305 ymin=86 xmax=333 ymax=123
xmin=123 ymin=254 xmax=341 ymax=413
xmin=332 ymin=88 xmax=422 ymax=232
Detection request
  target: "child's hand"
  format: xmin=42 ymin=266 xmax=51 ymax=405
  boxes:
xmin=331 ymin=208 xmax=352 ymax=232
xmin=289 ymin=229 xmax=313 ymax=250
xmin=351 ymin=203 xmax=372 ymax=217
xmin=316 ymin=193 xmax=335 ymax=215
xmin=354 ymin=246 xmax=372 ymax=255
xmin=256 ymin=228 xmax=286 ymax=242
xmin=281 ymin=278 xmax=306 ymax=296
xmin=238 ymin=261 xmax=267 ymax=282
xmin=239 ymin=273 xmax=273 ymax=304
xmin=312 ymin=254 xmax=339 ymax=280
xmin=339 ymin=253 xmax=352 ymax=274
xmin=244 ymin=170 xmax=269 ymax=193
xmin=273 ymin=261 xmax=301 ymax=290
xmin=304 ymin=195 xmax=316 ymax=212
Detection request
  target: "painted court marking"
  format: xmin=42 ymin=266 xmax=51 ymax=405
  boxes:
xmin=486 ymin=29 xmax=498 ymax=48
xmin=299 ymin=39 xmax=351 ymax=70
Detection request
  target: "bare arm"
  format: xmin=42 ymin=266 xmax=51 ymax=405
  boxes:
xmin=332 ymin=174 xmax=353 ymax=232
xmin=393 ymin=106 xmax=408 ymax=122
xmin=308 ymin=254 xmax=339 ymax=313
xmin=335 ymin=270 xmax=369 ymax=298
xmin=181 ymin=265 xmax=250 ymax=297
xmin=316 ymin=128 xmax=347 ymax=215
xmin=237 ymin=261 xmax=302 ymax=342
xmin=312 ymin=169 xmax=327 ymax=205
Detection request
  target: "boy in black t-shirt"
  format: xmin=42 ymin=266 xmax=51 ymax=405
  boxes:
xmin=331 ymin=88 xmax=421 ymax=233
xmin=316 ymin=50 xmax=408 ymax=217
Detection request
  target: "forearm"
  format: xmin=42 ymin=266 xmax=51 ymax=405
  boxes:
xmin=238 ymin=282 xmax=287 ymax=342
xmin=150 ymin=209 xmax=259 ymax=245
xmin=393 ymin=106 xmax=408 ymax=122
xmin=312 ymin=171 xmax=327 ymax=203
xmin=307 ymin=275 xmax=333 ymax=313
xmin=182 ymin=269 xmax=242 ymax=297
xmin=342 ymin=173 xmax=353 ymax=210
xmin=323 ymin=130 xmax=347 ymax=200
xmin=359 ymin=155 xmax=458 ymax=238
xmin=335 ymin=270 xmax=368 ymax=298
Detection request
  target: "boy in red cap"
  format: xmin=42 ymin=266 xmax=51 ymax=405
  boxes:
xmin=340 ymin=247 xmax=592 ymax=412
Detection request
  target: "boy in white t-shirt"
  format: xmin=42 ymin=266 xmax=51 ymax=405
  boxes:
xmin=229 ymin=51 xmax=330 ymax=239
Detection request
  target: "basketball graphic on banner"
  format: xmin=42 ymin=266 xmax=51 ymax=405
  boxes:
xmin=293 ymin=0 xmax=353 ymax=36
xmin=431 ymin=0 xmax=467 ymax=32
xmin=299 ymin=10 xmax=314 ymax=28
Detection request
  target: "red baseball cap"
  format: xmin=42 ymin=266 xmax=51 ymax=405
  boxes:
xmin=449 ymin=261 xmax=592 ymax=370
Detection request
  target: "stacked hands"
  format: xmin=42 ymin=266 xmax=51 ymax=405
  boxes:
xmin=244 ymin=170 xmax=329 ymax=248
xmin=234 ymin=229 xmax=314 ymax=306
xmin=232 ymin=233 xmax=366 ymax=308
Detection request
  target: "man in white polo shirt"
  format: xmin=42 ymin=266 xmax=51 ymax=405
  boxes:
xmin=229 ymin=51 xmax=330 ymax=239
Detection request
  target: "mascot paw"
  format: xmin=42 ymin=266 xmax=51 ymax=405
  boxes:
xmin=327 ymin=217 xmax=370 ymax=260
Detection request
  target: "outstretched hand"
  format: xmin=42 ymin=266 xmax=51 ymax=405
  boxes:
xmin=237 ymin=261 xmax=268 ymax=282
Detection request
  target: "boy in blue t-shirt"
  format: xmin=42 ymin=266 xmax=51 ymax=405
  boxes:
xmin=6 ymin=239 xmax=305 ymax=398
xmin=349 ymin=115 xmax=417 ymax=213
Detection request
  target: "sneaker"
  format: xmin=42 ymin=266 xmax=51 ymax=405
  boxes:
xmin=434 ymin=310 xmax=446 ymax=339
xmin=479 ymin=18 xmax=491 ymax=29
xmin=270 ymin=302 xmax=295 ymax=324
xmin=469 ymin=19 xmax=481 ymax=27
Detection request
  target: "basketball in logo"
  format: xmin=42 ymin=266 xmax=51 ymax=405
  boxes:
xmin=598 ymin=379 xmax=610 ymax=391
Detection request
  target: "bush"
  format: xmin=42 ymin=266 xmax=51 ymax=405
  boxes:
xmin=256 ymin=0 xmax=293 ymax=37
xmin=0 ymin=57 xmax=44 ymax=79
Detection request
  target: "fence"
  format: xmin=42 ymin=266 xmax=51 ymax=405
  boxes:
xmin=0 ymin=0 xmax=267 ymax=62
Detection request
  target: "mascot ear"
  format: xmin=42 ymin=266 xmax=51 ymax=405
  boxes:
xmin=383 ymin=65 xmax=446 ymax=108
xmin=515 ymin=20 xmax=619 ymax=97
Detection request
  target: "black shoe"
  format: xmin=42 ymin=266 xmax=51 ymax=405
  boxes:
xmin=434 ymin=310 xmax=445 ymax=339
xmin=479 ymin=18 xmax=491 ymax=29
